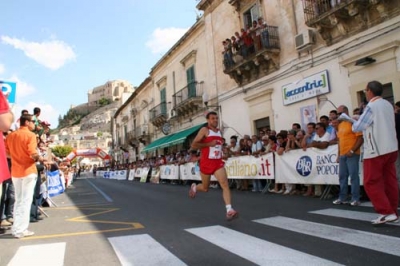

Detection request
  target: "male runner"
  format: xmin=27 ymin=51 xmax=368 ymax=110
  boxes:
xmin=189 ymin=111 xmax=238 ymax=221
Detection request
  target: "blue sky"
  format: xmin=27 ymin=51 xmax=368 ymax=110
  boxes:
xmin=0 ymin=0 xmax=200 ymax=127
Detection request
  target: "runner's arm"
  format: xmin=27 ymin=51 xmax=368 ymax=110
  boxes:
xmin=191 ymin=127 xmax=213 ymax=149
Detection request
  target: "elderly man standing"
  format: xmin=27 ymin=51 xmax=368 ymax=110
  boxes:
xmin=352 ymin=81 xmax=398 ymax=225
xmin=334 ymin=105 xmax=363 ymax=206
xmin=6 ymin=114 xmax=43 ymax=238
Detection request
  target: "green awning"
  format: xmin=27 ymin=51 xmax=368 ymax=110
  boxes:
xmin=142 ymin=123 xmax=205 ymax=153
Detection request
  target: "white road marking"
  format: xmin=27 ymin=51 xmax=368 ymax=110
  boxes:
xmin=86 ymin=179 xmax=113 ymax=202
xmin=8 ymin=242 xmax=66 ymax=266
xmin=310 ymin=208 xmax=400 ymax=226
xmin=108 ymin=234 xmax=187 ymax=266
xmin=254 ymin=216 xmax=400 ymax=256
xmin=186 ymin=225 xmax=342 ymax=265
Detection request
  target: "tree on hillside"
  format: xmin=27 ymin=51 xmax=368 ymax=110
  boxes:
xmin=52 ymin=145 xmax=74 ymax=158
xmin=99 ymin=97 xmax=111 ymax=106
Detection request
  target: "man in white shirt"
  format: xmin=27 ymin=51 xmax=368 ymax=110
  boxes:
xmin=311 ymin=122 xmax=330 ymax=148
xmin=352 ymin=81 xmax=398 ymax=225
xmin=310 ymin=122 xmax=330 ymax=197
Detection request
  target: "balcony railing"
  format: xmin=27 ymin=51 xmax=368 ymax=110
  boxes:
xmin=135 ymin=125 xmax=149 ymax=137
xmin=223 ymin=26 xmax=280 ymax=85
xmin=149 ymin=102 xmax=167 ymax=127
xmin=172 ymin=81 xmax=203 ymax=106
xmin=302 ymin=0 xmax=400 ymax=46
xmin=149 ymin=102 xmax=167 ymax=120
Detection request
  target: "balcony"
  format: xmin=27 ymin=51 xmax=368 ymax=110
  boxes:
xmin=302 ymin=0 xmax=400 ymax=45
xmin=223 ymin=26 xmax=280 ymax=86
xmin=172 ymin=81 xmax=203 ymax=117
xmin=149 ymin=102 xmax=167 ymax=127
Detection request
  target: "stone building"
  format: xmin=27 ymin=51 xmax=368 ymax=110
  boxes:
xmin=87 ymin=80 xmax=135 ymax=107
xmin=113 ymin=0 xmax=400 ymax=162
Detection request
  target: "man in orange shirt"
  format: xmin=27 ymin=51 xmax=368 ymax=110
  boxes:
xmin=334 ymin=105 xmax=364 ymax=206
xmin=5 ymin=114 xmax=43 ymax=238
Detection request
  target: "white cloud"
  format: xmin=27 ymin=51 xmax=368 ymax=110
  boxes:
xmin=16 ymin=101 xmax=59 ymax=128
xmin=7 ymin=75 xmax=36 ymax=98
xmin=145 ymin=27 xmax=189 ymax=55
xmin=0 ymin=64 xmax=5 ymax=74
xmin=1 ymin=36 xmax=76 ymax=70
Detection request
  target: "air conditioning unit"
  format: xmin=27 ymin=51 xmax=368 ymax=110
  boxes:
xmin=169 ymin=109 xmax=176 ymax=119
xmin=295 ymin=29 xmax=314 ymax=51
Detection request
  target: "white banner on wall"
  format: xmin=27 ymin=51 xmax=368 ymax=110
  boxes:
xmin=160 ymin=165 xmax=180 ymax=180
xmin=224 ymin=153 xmax=274 ymax=179
xmin=179 ymin=162 xmax=217 ymax=181
xmin=274 ymin=145 xmax=364 ymax=185
xmin=128 ymin=170 xmax=135 ymax=181
xmin=282 ymin=70 xmax=330 ymax=105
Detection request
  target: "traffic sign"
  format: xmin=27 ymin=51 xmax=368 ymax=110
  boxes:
xmin=0 ymin=81 xmax=17 ymax=104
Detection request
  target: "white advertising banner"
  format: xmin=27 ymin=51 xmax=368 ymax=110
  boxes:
xmin=160 ymin=165 xmax=180 ymax=180
xmin=114 ymin=170 xmax=127 ymax=180
xmin=134 ymin=168 xmax=143 ymax=178
xmin=275 ymin=145 xmax=351 ymax=185
xmin=150 ymin=167 xmax=160 ymax=183
xmin=282 ymin=70 xmax=330 ymax=105
xmin=109 ymin=171 xmax=116 ymax=179
xmin=224 ymin=154 xmax=274 ymax=179
xmin=140 ymin=167 xmax=150 ymax=182
xmin=180 ymin=162 xmax=199 ymax=180
xmin=128 ymin=169 xmax=135 ymax=181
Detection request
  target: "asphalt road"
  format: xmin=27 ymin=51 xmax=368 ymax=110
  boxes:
xmin=1 ymin=173 xmax=400 ymax=266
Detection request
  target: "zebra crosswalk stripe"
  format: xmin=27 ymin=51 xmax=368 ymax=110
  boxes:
xmin=254 ymin=216 xmax=400 ymax=257
xmin=185 ymin=225 xmax=342 ymax=265
xmin=310 ymin=208 xmax=400 ymax=226
xmin=108 ymin=234 xmax=187 ymax=266
xmin=7 ymin=242 xmax=66 ymax=266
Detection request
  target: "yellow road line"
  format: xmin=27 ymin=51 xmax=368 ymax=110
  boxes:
xmin=22 ymin=226 xmax=143 ymax=240
xmin=23 ymin=206 xmax=145 ymax=240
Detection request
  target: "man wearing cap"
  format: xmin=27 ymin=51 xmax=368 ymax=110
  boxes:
xmin=6 ymin=114 xmax=43 ymax=238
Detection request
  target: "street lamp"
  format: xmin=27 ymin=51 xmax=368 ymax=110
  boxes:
xmin=317 ymin=95 xmax=337 ymax=109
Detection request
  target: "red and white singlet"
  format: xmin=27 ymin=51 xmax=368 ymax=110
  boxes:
xmin=199 ymin=127 xmax=225 ymax=175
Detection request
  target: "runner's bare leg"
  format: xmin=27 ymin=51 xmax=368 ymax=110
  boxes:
xmin=213 ymin=167 xmax=231 ymax=205
xmin=196 ymin=173 xmax=211 ymax=192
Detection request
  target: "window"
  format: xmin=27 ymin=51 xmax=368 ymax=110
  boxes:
xmin=160 ymin=88 xmax=167 ymax=115
xmin=357 ymin=82 xmax=394 ymax=112
xmin=186 ymin=66 xmax=196 ymax=98
xmin=382 ymin=83 xmax=394 ymax=105
xmin=255 ymin=117 xmax=270 ymax=134
xmin=243 ymin=4 xmax=260 ymax=28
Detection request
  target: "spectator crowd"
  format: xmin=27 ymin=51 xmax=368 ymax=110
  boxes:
xmin=0 ymin=102 xmax=65 ymax=238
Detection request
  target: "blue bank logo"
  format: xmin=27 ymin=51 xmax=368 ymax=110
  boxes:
xmin=296 ymin=156 xmax=312 ymax=176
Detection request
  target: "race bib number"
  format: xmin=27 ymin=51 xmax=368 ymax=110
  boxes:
xmin=209 ymin=144 xmax=222 ymax=159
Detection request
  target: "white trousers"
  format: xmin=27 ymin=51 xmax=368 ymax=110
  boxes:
xmin=12 ymin=174 xmax=37 ymax=235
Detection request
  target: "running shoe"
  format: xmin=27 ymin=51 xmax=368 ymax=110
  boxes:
xmin=189 ymin=183 xmax=197 ymax=198
xmin=332 ymin=199 xmax=348 ymax=205
xmin=371 ymin=214 xmax=398 ymax=225
xmin=226 ymin=209 xmax=239 ymax=221
xmin=350 ymin=200 xmax=360 ymax=206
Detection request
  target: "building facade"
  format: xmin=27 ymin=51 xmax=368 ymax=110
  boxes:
xmin=112 ymin=0 xmax=400 ymax=162
xmin=198 ymin=0 xmax=400 ymax=135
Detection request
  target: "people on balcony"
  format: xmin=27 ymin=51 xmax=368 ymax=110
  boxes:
xmin=222 ymin=20 xmax=274 ymax=70
xmin=257 ymin=17 xmax=270 ymax=48
xmin=222 ymin=39 xmax=235 ymax=69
